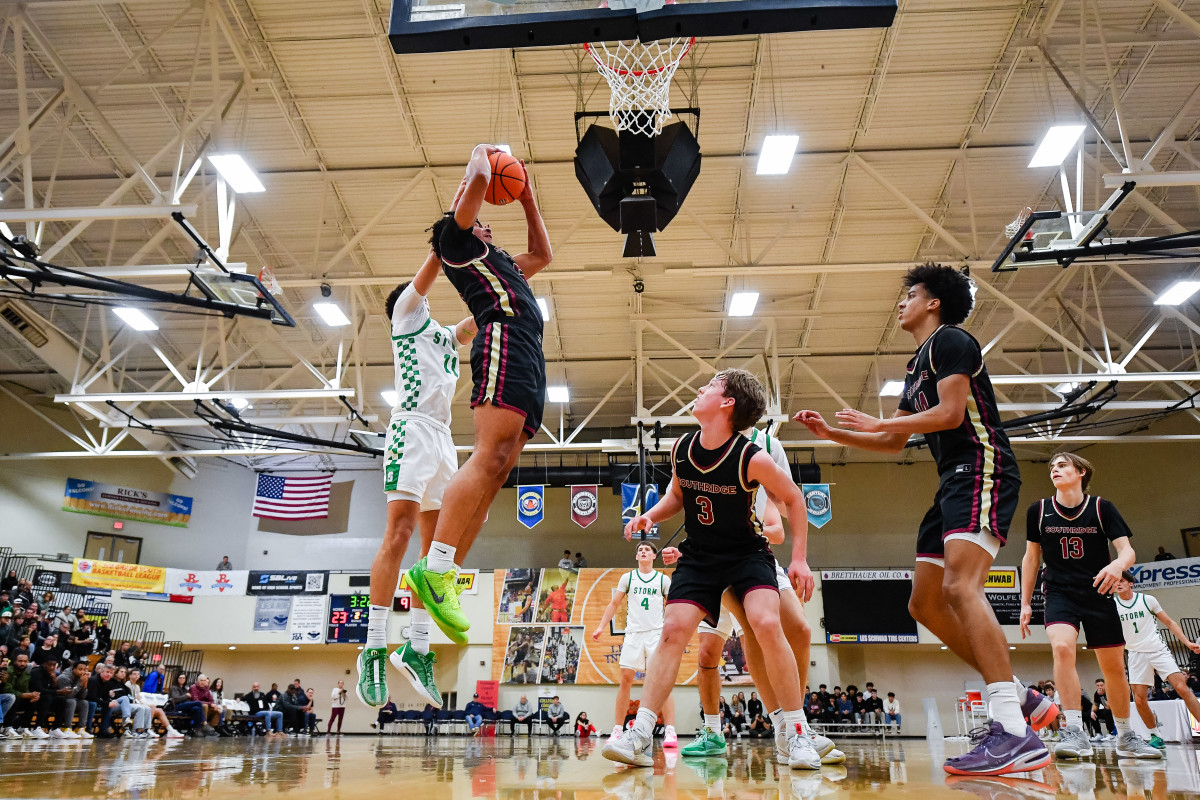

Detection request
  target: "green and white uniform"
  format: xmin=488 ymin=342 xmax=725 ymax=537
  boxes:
xmin=617 ymin=568 xmax=670 ymax=670
xmin=1118 ymin=591 xmax=1180 ymax=686
xmin=384 ymin=284 xmax=461 ymax=509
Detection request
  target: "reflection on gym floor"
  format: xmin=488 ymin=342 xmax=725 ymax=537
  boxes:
xmin=2 ymin=735 xmax=1199 ymax=799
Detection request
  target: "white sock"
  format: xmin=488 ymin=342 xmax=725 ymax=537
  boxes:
xmin=633 ymin=707 xmax=657 ymax=740
xmin=1064 ymin=709 xmax=1083 ymax=729
xmin=366 ymin=604 xmax=389 ymax=650
xmin=426 ymin=543 xmax=456 ymax=573
xmin=783 ymin=710 xmax=806 ymax=740
xmin=1013 ymin=675 xmax=1026 ymax=694
xmin=987 ymin=681 xmax=1027 ymax=736
xmin=409 ymin=608 xmax=431 ymax=655
xmin=1114 ymin=717 xmax=1131 ymax=736
xmin=796 ymin=707 xmax=813 ymax=735
xmin=704 ymin=713 xmax=721 ymax=731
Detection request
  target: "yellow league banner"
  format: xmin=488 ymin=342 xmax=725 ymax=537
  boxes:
xmin=72 ymin=558 xmax=166 ymax=593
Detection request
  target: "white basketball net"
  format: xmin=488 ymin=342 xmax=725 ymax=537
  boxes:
xmin=584 ymin=37 xmax=695 ymax=136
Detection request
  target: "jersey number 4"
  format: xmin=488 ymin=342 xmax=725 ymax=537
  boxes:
xmin=1059 ymin=537 xmax=1084 ymax=559
xmin=640 ymin=597 xmax=651 ymax=610
xmin=695 ymin=496 xmax=714 ymax=525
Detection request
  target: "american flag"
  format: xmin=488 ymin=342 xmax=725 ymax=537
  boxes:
xmin=252 ymin=474 xmax=333 ymax=520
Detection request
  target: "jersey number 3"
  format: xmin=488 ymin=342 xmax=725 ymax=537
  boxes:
xmin=1059 ymin=537 xmax=1084 ymax=559
xmin=695 ymin=496 xmax=714 ymax=526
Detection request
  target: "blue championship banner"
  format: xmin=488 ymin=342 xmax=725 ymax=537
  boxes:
xmin=517 ymin=485 xmax=544 ymax=529
xmin=802 ymin=484 xmax=832 ymax=528
xmin=621 ymin=483 xmax=660 ymax=540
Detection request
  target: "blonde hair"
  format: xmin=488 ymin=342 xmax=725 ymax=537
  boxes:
xmin=1049 ymin=451 xmax=1094 ymax=491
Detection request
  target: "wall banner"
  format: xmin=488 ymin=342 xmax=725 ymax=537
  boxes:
xmin=288 ymin=595 xmax=327 ymax=644
xmin=245 ymin=570 xmax=328 ymax=595
xmin=254 ymin=597 xmax=292 ymax=632
xmin=63 ymin=477 xmax=193 ymax=527
xmin=164 ymin=569 xmax=249 ymax=596
xmin=1128 ymin=556 xmax=1200 ymax=591
xmin=72 ymin=558 xmax=166 ymax=593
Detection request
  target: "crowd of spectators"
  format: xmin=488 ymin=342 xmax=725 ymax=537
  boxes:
xmin=375 ymin=693 xmax=593 ymax=738
xmin=798 ymin=683 xmax=900 ymax=732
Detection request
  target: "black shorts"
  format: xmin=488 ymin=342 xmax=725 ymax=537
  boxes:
xmin=470 ymin=320 xmax=546 ymax=437
xmin=1044 ymin=588 xmax=1125 ymax=648
xmin=667 ymin=548 xmax=777 ymax=628
xmin=916 ymin=467 xmax=1020 ymax=560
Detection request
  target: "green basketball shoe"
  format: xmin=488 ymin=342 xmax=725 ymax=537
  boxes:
xmin=406 ymin=557 xmax=469 ymax=637
xmin=391 ymin=641 xmax=441 ymax=708
xmin=1149 ymin=733 xmax=1166 ymax=750
xmin=356 ymin=647 xmax=388 ymax=708
xmin=681 ymin=726 xmax=728 ymax=757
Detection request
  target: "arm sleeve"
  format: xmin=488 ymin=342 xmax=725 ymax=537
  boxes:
xmin=1025 ymin=502 xmax=1042 ymax=543
xmin=391 ymin=284 xmax=429 ymax=335
xmin=1145 ymin=594 xmax=1163 ymax=615
xmin=439 ymin=221 xmax=486 ymax=266
xmin=616 ymin=572 xmax=630 ymax=594
xmin=930 ymin=327 xmax=982 ymax=378
xmin=1097 ymin=498 xmax=1133 ymax=541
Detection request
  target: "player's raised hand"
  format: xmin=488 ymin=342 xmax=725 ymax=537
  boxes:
xmin=624 ymin=514 xmax=652 ymax=540
xmin=660 ymin=546 xmax=681 ymax=565
xmin=517 ymin=160 xmax=535 ymax=204
xmin=793 ymin=410 xmax=832 ymax=438
xmin=1019 ymin=604 xmax=1032 ymax=639
xmin=788 ymin=559 xmax=814 ymax=603
xmin=1093 ymin=563 xmax=1122 ymax=595
xmin=835 ymin=408 xmax=883 ymax=433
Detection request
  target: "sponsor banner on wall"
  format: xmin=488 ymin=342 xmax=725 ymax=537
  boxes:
xmin=164 ymin=569 xmax=248 ymax=596
xmin=570 ymin=485 xmax=599 ymax=528
xmin=980 ymin=568 xmax=1045 ymax=626
xmin=1128 ymin=556 xmax=1200 ymax=591
xmin=72 ymin=558 xmax=166 ymax=593
xmin=254 ymin=597 xmax=292 ymax=631
xmin=621 ymin=483 xmax=659 ymax=539
xmin=476 ymin=680 xmax=499 ymax=709
xmin=802 ymin=484 xmax=832 ymax=528
xmin=516 ymin=485 xmax=544 ymax=529
xmin=119 ymin=591 xmax=194 ymax=604
xmin=245 ymin=570 xmax=328 ymax=595
xmin=398 ymin=568 xmax=478 ymax=596
xmin=63 ymin=477 xmax=193 ymax=527
xmin=288 ymin=595 xmax=327 ymax=644
xmin=32 ymin=569 xmax=73 ymax=593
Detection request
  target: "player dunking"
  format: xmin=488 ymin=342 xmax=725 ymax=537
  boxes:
xmin=591 ymin=541 xmax=678 ymax=747
xmin=406 ymin=143 xmax=552 ymax=638
xmin=1019 ymin=452 xmax=1161 ymax=760
xmin=1115 ymin=570 xmax=1200 ymax=749
xmin=795 ymin=264 xmax=1051 ymax=776
xmin=358 ymin=251 xmax=476 ymax=710
xmin=603 ymin=369 xmax=822 ymax=770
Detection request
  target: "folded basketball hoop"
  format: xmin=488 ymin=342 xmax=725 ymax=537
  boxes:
xmin=584 ymin=37 xmax=695 ymax=136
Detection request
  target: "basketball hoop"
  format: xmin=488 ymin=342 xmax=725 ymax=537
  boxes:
xmin=1004 ymin=207 xmax=1033 ymax=240
xmin=584 ymin=37 xmax=695 ymax=136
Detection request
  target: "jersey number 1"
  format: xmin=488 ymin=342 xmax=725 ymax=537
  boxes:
xmin=1059 ymin=537 xmax=1084 ymax=559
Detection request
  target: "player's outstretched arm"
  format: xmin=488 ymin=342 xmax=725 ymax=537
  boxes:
xmin=411 ymin=248 xmax=442 ymax=297
xmin=1155 ymin=607 xmax=1200 ymax=653
xmin=747 ymin=451 xmax=812 ymax=601
xmin=793 ymin=409 xmax=909 ymax=454
xmin=1094 ymin=536 xmax=1135 ymax=595
xmin=1019 ymin=541 xmax=1042 ymax=639
xmin=513 ymin=163 xmax=552 ymax=278
xmin=455 ymin=316 xmax=479 ymax=345
xmin=591 ymin=590 xmax=627 ymax=641
xmin=835 ymin=373 xmax=969 ymax=437
xmin=452 ymin=144 xmax=501 ymax=231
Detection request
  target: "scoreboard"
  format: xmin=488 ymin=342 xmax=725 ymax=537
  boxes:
xmin=327 ymin=593 xmax=370 ymax=643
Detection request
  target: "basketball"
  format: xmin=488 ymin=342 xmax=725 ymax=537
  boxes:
xmin=486 ymin=151 xmax=527 ymax=206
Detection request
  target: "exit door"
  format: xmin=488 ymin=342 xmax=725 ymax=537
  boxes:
xmin=83 ymin=532 xmax=142 ymax=563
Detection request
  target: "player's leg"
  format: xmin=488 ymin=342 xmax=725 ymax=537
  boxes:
xmin=1043 ymin=622 xmax=1094 ymax=758
xmin=682 ymin=628 xmax=728 ymax=756
xmin=1165 ymin=670 xmax=1200 ymax=728
xmin=908 ymin=500 xmax=984 ymax=671
xmin=391 ymin=509 xmax=444 ymax=706
xmin=604 ymin=602 xmax=706 ymax=766
xmin=360 ymin=497 xmax=421 ymax=707
xmin=1130 ymin=683 xmax=1156 ymax=731
xmin=1094 ymin=644 xmax=1157 ymax=758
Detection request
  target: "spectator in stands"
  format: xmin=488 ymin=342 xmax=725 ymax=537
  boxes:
xmin=127 ymin=668 xmax=180 ymax=738
xmin=729 ymin=693 xmax=747 ymax=734
xmin=817 ymin=683 xmax=831 ymax=708
xmin=50 ymin=606 xmax=72 ymax=631
xmin=13 ymin=581 xmax=33 ymax=609
xmin=376 ymin=698 xmax=398 ymax=732
xmin=31 ymin=633 xmax=59 ymax=667
xmin=546 ymin=695 xmax=568 ymax=736
xmin=127 ymin=641 xmax=144 ymax=672
xmin=301 ymin=688 xmax=318 ymax=734
xmin=142 ymin=665 xmax=166 ymax=694
xmin=1154 ymin=546 xmax=1176 ymax=562
xmin=512 ymin=694 xmax=535 ymax=735
xmin=421 ymin=702 xmax=437 ymax=734
xmin=3 ymin=653 xmax=36 ymax=737
xmin=98 ymin=664 xmax=132 ymax=737
xmin=574 ymin=710 xmax=595 ymax=738
xmin=245 ymin=682 xmax=284 ymax=736
xmin=167 ymin=672 xmax=211 ymax=736
xmin=328 ymin=680 xmax=347 ymax=734
xmin=0 ymin=662 xmax=15 ymax=737
xmin=210 ymin=677 xmax=232 ymax=735
xmin=464 ymin=692 xmax=486 ymax=735
xmin=265 ymin=682 xmax=282 ymax=706
xmin=835 ymin=690 xmax=854 ymax=725
xmin=0 ymin=609 xmax=12 ymax=644
xmin=95 ymin=619 xmax=112 ymax=654
xmin=115 ymin=641 xmax=133 ymax=667
xmin=216 ymin=556 xmax=234 ymax=570
xmin=73 ymin=608 xmax=87 ymax=631
xmin=749 ymin=712 xmax=773 ymax=739
xmin=1080 ymin=691 xmax=1099 ymax=738
xmin=573 ymin=553 xmax=588 ymax=569
xmin=189 ymin=674 xmax=223 ymax=734
xmin=1092 ymin=678 xmax=1116 ymax=738
xmin=278 ymin=682 xmax=306 ymax=733
xmin=60 ymin=661 xmax=92 ymax=739
xmin=557 ymin=550 xmax=574 ymax=570
xmin=747 ymin=691 xmax=763 ymax=720
xmin=26 ymin=655 xmax=67 ymax=739
xmin=864 ymin=688 xmax=884 ymax=724
xmin=1 ymin=570 xmax=17 ymax=595
xmin=883 ymin=692 xmax=901 ymax=732
xmin=71 ymin=623 xmax=94 ymax=661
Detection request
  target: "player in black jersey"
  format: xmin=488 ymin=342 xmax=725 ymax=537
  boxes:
xmin=603 ymin=369 xmax=823 ymax=771
xmin=795 ymin=264 xmax=1049 ymax=776
xmin=1019 ymin=452 xmax=1159 ymax=760
xmin=406 ymin=144 xmax=552 ymax=639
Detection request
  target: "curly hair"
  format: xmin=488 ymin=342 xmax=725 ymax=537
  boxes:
xmin=714 ymin=369 xmax=767 ymax=432
xmin=902 ymin=263 xmax=976 ymax=326
xmin=428 ymin=212 xmax=457 ymax=259
xmin=384 ymin=281 xmax=411 ymax=319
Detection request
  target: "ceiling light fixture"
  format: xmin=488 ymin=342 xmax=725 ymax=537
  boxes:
xmin=547 ymin=386 xmax=570 ymax=403
xmin=381 ymin=390 xmax=399 ymax=407
xmin=113 ymin=307 xmax=159 ymax=332
xmin=207 ymin=154 xmax=266 ymax=193
xmin=728 ymin=291 xmax=759 ymax=317
xmin=1028 ymin=125 xmax=1087 ymax=168
xmin=756 ymin=135 xmax=799 ymax=175
xmin=1154 ymin=280 xmax=1200 ymax=306
xmin=536 ymin=297 xmax=550 ymax=321
xmin=313 ymin=302 xmax=351 ymax=327
xmin=879 ymin=380 xmax=905 ymax=397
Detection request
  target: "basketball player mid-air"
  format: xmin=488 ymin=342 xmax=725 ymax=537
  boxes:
xmin=591 ymin=541 xmax=678 ymax=747
xmin=795 ymin=264 xmax=1053 ymax=776
xmin=604 ymin=369 xmax=822 ymax=770
xmin=357 ymin=251 xmax=476 ymax=710
xmin=406 ymin=143 xmax=552 ymax=638
xmin=1020 ymin=452 xmax=1161 ymax=760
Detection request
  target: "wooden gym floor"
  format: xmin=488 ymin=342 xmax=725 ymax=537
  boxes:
xmin=2 ymin=735 xmax=1199 ymax=799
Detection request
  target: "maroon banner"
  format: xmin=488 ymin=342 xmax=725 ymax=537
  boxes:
xmin=570 ymin=485 xmax=599 ymax=528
